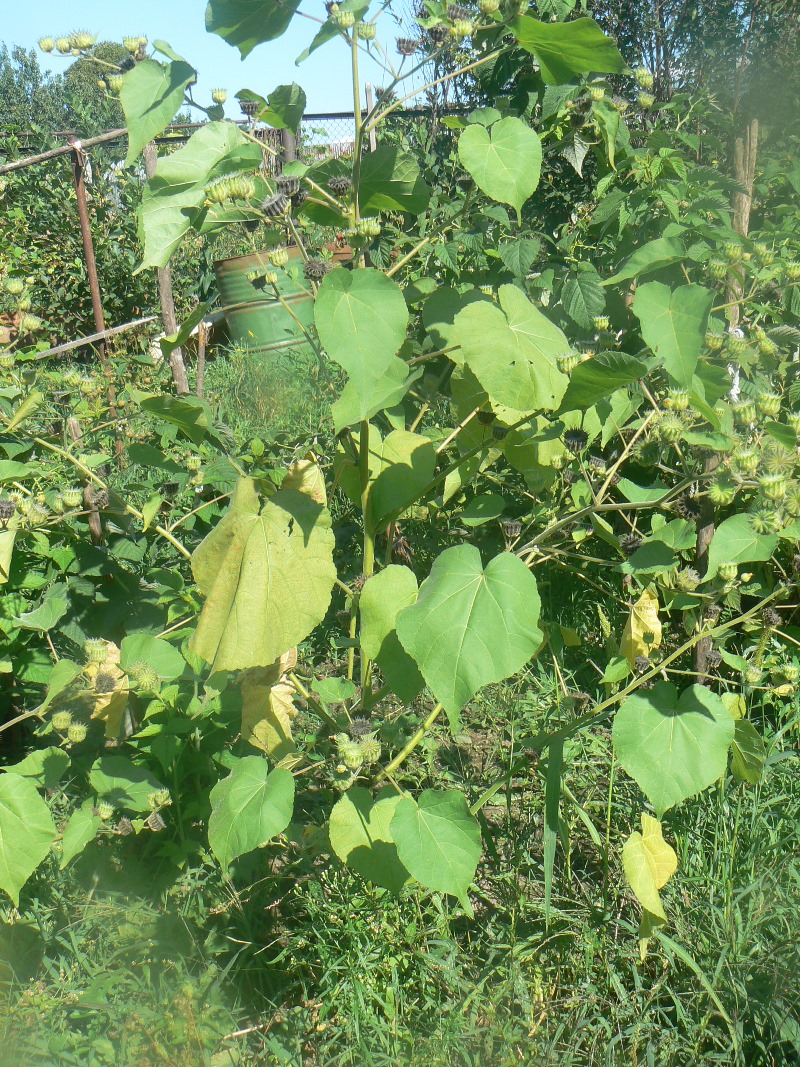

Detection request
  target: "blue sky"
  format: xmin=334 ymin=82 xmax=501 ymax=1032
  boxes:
xmin=4 ymin=0 xmax=402 ymax=113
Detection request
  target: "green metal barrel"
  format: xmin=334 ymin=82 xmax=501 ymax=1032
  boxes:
xmin=213 ymin=247 xmax=314 ymax=354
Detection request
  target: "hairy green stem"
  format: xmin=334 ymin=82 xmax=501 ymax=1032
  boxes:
xmin=375 ymin=703 xmax=444 ymax=782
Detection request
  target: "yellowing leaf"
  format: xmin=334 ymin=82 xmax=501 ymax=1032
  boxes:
xmin=622 ymin=813 xmax=678 ymax=923
xmin=240 ymin=649 xmax=298 ymax=759
xmin=620 ymin=587 xmax=662 ymax=667
xmin=282 ymin=455 xmax=327 ymax=506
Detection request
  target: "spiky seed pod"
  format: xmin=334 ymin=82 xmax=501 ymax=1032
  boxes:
xmin=588 ymin=86 xmax=605 ymax=102
xmin=732 ymin=400 xmax=756 ymax=426
xmin=448 ymin=2 xmax=471 ymax=17
xmin=477 ymin=410 xmax=496 ymax=425
xmin=753 ymin=242 xmax=775 ymax=266
xmin=634 ymin=656 xmax=651 ymax=674
xmin=396 ymin=37 xmax=420 ymax=55
xmin=276 ymin=174 xmax=300 ymax=197
xmin=51 ymin=495 xmax=66 ymax=515
xmin=785 ymin=261 xmax=800 ymax=282
xmin=733 ymin=447 xmax=759 ymax=475
xmin=501 ymin=519 xmax=522 ymax=541
xmin=228 ymin=175 xmax=256 ymax=200
xmin=123 ymin=36 xmax=140 ymax=53
xmin=757 ymin=392 xmax=781 ymax=418
xmin=787 ymin=412 xmax=800 ymax=434
xmin=240 ymin=99 xmax=259 ymax=117
xmin=707 ymin=258 xmax=728 ymax=280
xmin=304 ymin=259 xmax=332 ymax=281
xmin=637 ymin=92 xmax=655 ymax=109
xmin=658 ymin=413 xmax=685 ymax=443
xmin=262 ymin=270 xmax=279 ymax=285
xmin=634 ymin=66 xmax=654 ymax=90
xmin=717 ymin=562 xmax=738 ymax=582
xmin=71 ymin=31 xmax=96 ymax=50
xmin=349 ymin=717 xmax=374 ymax=739
xmin=18 ymin=313 xmax=43 ymax=334
xmin=492 ymin=425 xmax=509 ymax=441
xmin=56 ymin=38 xmax=72 ymax=54
xmin=557 ymin=353 xmax=581 ymax=374
xmin=588 ymin=454 xmax=605 ymax=471
xmin=725 ymin=337 xmax=749 ymax=360
xmin=291 ymin=187 xmax=308 ymax=205
xmin=63 ymin=368 xmax=82 ymax=389
xmin=84 ymin=638 xmax=109 ymax=664
xmin=620 ymin=532 xmax=642 ymax=556
xmin=723 ymin=241 xmax=743 ymax=263
xmin=4 ymin=277 xmax=24 ymax=296
xmin=707 ymin=649 xmax=722 ymax=670
xmin=96 ymin=801 xmax=114 ymax=821
xmin=211 ymin=88 xmax=228 ymax=104
xmin=665 ymin=389 xmax=690 ymax=412
xmin=130 ymin=661 xmax=160 ymax=692
xmin=0 ymin=499 xmax=16 ymax=522
xmin=764 ymin=446 xmax=794 ymax=475
xmin=428 ymin=24 xmax=450 ymax=44
xmin=185 ymin=455 xmax=202 ymax=472
xmin=785 ymin=487 xmax=800 ymax=517
xmin=563 ymin=428 xmax=588 ymax=454
xmin=0 ymin=353 xmax=15 ymax=371
xmin=27 ymin=503 xmax=49 ymax=527
xmin=705 ymin=331 xmax=725 ymax=351
xmin=356 ymin=21 xmax=376 ymax=38
xmin=91 ymin=488 xmax=109 ymax=509
xmin=675 ymin=567 xmax=701 ymax=592
xmin=759 ymin=473 xmax=788 ymax=501
xmin=51 ymin=711 xmax=73 ymax=732
xmin=708 ymin=475 xmax=737 ymax=506
xmin=674 ymin=495 xmax=701 ymax=521
xmin=39 ymin=37 xmax=56 ymax=53
xmin=332 ymin=8 xmax=356 ymax=27
xmin=94 ymin=670 xmax=118 ymax=695
xmin=782 ymin=664 xmax=800 ymax=683
xmin=361 ymin=738 xmax=381 ymax=764
xmin=762 ymin=607 xmax=781 ymax=629
xmin=261 ymin=193 xmax=289 ymax=216
xmin=154 ymin=788 xmax=172 ymax=807
xmin=758 ymin=337 xmax=778 ymax=358
xmin=751 ymin=508 xmax=783 ymax=534
xmin=479 ymin=0 xmax=500 ymax=12
xmin=268 ymin=248 xmax=289 ymax=269
xmin=205 ymin=177 xmax=232 ymax=204
xmin=451 ymin=19 xmax=474 ymax=36
xmin=339 ymin=740 xmax=364 ymax=770
xmin=744 ymin=666 xmax=763 ymax=686
xmin=611 ymin=95 xmax=630 ymax=113
xmin=328 ymin=176 xmax=352 ymax=196
xmin=592 ymin=315 xmax=610 ymax=331
xmin=67 ymin=723 xmax=88 ymax=745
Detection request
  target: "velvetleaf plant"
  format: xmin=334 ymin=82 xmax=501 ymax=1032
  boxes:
xmin=0 ymin=0 xmax=798 ymax=951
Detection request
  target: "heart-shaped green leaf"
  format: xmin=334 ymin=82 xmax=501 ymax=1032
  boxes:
xmin=121 ymin=58 xmax=197 ymax=165
xmin=390 ymin=789 xmax=481 ymax=899
xmin=452 ymin=285 xmax=569 ymax=412
xmin=459 ymin=118 xmax=542 ymax=220
xmin=209 ymin=759 xmax=295 ymax=874
xmin=0 ymin=774 xmax=56 ymax=905
xmin=613 ymin=682 xmax=735 ymax=814
xmin=396 ymin=545 xmax=543 ymax=727
xmin=360 ymin=565 xmax=424 ymax=703
xmin=633 ymin=282 xmax=713 ymax=387
xmin=512 ymin=16 xmax=625 ymax=84
xmin=206 ymin=0 xmax=301 ymax=56
xmin=329 ymin=788 xmax=409 ymax=893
